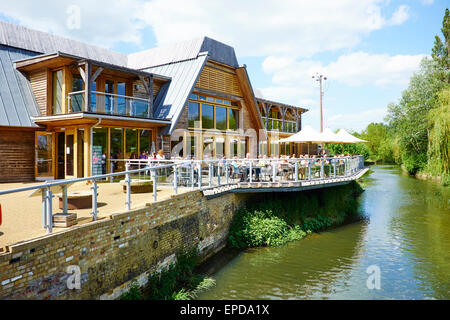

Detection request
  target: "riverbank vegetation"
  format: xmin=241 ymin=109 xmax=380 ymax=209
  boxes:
xmin=228 ymin=181 xmax=364 ymax=249
xmin=121 ymin=248 xmax=215 ymax=300
xmin=330 ymin=9 xmax=450 ymax=186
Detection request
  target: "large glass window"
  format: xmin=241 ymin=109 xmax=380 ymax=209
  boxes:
xmin=229 ymin=138 xmax=239 ymax=158
xmin=110 ymin=128 xmax=123 ymax=172
xmin=125 ymin=129 xmax=138 ymax=159
xmin=203 ymin=136 xmax=214 ymax=158
xmin=202 ymin=104 xmax=214 ymax=129
xmin=92 ymin=128 xmax=107 ymax=175
xmin=117 ymin=82 xmax=126 ymax=115
xmin=139 ymin=130 xmax=152 ymax=154
xmin=105 ymin=80 xmax=114 ymax=114
xmin=229 ymin=108 xmax=239 ymax=130
xmin=215 ymin=137 xmax=225 ymax=158
xmin=52 ymin=70 xmax=63 ymax=114
xmin=216 ymin=106 xmax=227 ymax=130
xmin=71 ymin=74 xmax=83 ymax=112
xmin=66 ymin=134 xmax=74 ymax=176
xmin=90 ymin=81 xmax=97 ymax=112
xmin=188 ymin=102 xmax=200 ymax=128
xmin=36 ymin=133 xmax=53 ymax=177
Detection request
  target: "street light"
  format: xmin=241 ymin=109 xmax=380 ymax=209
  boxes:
xmin=312 ymin=73 xmax=327 ymax=133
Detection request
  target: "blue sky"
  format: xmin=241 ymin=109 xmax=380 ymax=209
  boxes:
xmin=0 ymin=0 xmax=447 ymax=132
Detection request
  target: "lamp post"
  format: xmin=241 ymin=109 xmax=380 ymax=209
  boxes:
xmin=312 ymin=73 xmax=327 ymax=133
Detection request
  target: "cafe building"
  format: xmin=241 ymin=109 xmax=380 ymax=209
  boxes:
xmin=0 ymin=20 xmax=309 ymax=182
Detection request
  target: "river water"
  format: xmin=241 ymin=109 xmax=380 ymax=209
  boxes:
xmin=197 ymin=165 xmax=450 ymax=300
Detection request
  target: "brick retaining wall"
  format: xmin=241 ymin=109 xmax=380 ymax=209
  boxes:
xmin=0 ymin=190 xmax=251 ymax=299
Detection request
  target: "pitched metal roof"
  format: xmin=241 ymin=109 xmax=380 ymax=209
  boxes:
xmin=146 ymin=53 xmax=208 ymax=134
xmin=0 ymin=44 xmax=40 ymax=127
xmin=128 ymin=37 xmax=238 ymax=70
xmin=0 ymin=20 xmax=127 ymax=67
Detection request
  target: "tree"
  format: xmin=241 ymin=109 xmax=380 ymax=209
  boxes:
xmin=432 ymin=8 xmax=450 ymax=80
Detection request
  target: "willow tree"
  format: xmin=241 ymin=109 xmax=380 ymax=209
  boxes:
xmin=428 ymin=88 xmax=450 ymax=184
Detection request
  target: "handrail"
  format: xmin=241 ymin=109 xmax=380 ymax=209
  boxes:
xmin=0 ymin=156 xmax=365 ymax=235
xmin=68 ymin=90 xmax=149 ymax=102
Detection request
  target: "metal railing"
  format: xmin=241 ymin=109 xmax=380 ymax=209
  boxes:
xmin=263 ymin=118 xmax=298 ymax=133
xmin=0 ymin=156 xmax=364 ymax=235
xmin=68 ymin=90 xmax=151 ymax=118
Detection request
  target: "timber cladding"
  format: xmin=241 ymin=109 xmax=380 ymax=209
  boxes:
xmin=29 ymin=70 xmax=48 ymax=116
xmin=0 ymin=128 xmax=35 ymax=182
xmin=0 ymin=190 xmax=251 ymax=300
xmin=196 ymin=65 xmax=242 ymax=97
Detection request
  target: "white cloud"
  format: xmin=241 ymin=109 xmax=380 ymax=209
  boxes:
xmin=388 ymin=5 xmax=410 ymax=26
xmin=326 ymin=107 xmax=387 ymax=131
xmin=139 ymin=0 xmax=408 ymax=58
xmin=0 ymin=0 xmax=146 ymax=48
xmin=421 ymin=0 xmax=434 ymax=5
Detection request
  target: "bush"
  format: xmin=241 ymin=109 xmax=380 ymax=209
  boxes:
xmin=402 ymin=152 xmax=428 ymax=174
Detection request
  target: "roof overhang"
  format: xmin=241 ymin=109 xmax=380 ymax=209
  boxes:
xmin=31 ymin=113 xmax=171 ymax=128
xmin=256 ymin=97 xmax=309 ymax=114
xmin=14 ymin=51 xmax=171 ymax=82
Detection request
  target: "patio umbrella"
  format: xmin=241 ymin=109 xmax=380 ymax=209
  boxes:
xmin=336 ymin=129 xmax=368 ymax=143
xmin=319 ymin=128 xmax=343 ymax=143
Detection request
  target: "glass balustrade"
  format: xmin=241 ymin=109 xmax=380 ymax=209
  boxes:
xmin=68 ymin=91 xmax=151 ymax=118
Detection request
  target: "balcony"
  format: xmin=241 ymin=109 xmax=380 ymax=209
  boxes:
xmin=263 ymin=118 xmax=298 ymax=133
xmin=68 ymin=91 xmax=152 ymax=118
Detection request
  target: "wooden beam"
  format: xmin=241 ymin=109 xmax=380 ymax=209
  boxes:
xmin=148 ymin=75 xmax=153 ymax=118
xmin=78 ymin=67 xmax=86 ymax=83
xmin=91 ymin=67 xmax=104 ymax=83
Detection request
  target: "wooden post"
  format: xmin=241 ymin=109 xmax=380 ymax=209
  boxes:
xmin=84 ymin=61 xmax=92 ymax=112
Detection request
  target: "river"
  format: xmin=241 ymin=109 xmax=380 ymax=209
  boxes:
xmin=197 ymin=165 xmax=450 ymax=300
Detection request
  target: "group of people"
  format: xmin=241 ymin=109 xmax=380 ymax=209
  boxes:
xmin=129 ymin=149 xmax=166 ymax=161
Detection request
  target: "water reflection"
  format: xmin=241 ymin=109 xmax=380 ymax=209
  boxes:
xmin=198 ymin=166 xmax=450 ymax=300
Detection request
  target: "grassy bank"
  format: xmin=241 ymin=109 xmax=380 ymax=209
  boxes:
xmin=228 ymin=181 xmax=364 ymax=249
xmin=121 ymin=248 xmax=215 ymax=300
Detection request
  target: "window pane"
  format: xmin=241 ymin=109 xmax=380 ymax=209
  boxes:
xmin=206 ymin=97 xmax=214 ymax=102
xmin=92 ymin=127 xmax=107 ymax=175
xmin=203 ymin=137 xmax=214 ymax=158
xmin=110 ymin=128 xmax=123 ymax=172
xmin=216 ymin=106 xmax=227 ymax=130
xmin=126 ymin=129 xmax=138 ymax=158
xmin=139 ymin=130 xmax=152 ymax=154
xmin=105 ymin=80 xmax=114 ymax=114
xmin=71 ymin=74 xmax=83 ymax=112
xmin=37 ymin=133 xmax=53 ymax=176
xmin=117 ymin=82 xmax=126 ymax=115
xmin=90 ymin=81 xmax=97 ymax=112
xmin=228 ymin=108 xmax=239 ymax=130
xmin=216 ymin=99 xmax=223 ymax=104
xmin=223 ymin=100 xmax=231 ymax=105
xmin=52 ymin=70 xmax=62 ymax=114
xmin=188 ymin=102 xmax=200 ymax=128
xmin=202 ymin=104 xmax=214 ymax=129
xmin=189 ymin=94 xmax=198 ymax=100
xmin=199 ymin=96 xmax=206 ymax=100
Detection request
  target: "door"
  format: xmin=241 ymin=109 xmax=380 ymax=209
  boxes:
xmin=35 ymin=132 xmax=54 ymax=180
xmin=65 ymin=129 xmax=76 ymax=179
xmin=56 ymin=132 xmax=65 ymax=179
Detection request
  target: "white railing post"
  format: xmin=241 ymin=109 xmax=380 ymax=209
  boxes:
xmin=198 ymin=163 xmax=202 ymax=190
xmin=125 ymin=162 xmax=131 ymax=210
xmin=173 ymin=165 xmax=178 ymax=195
xmin=225 ymin=161 xmax=229 ymax=185
xmin=91 ymin=180 xmax=98 ymax=221
xmin=308 ymin=160 xmax=312 ymax=181
xmin=208 ymin=162 xmax=212 ymax=187
xmin=272 ymin=160 xmax=276 ymax=182
xmin=191 ymin=164 xmax=195 ymax=190
xmin=46 ymin=189 xmax=53 ymax=234
xmin=295 ymin=160 xmax=298 ymax=182
xmin=344 ymin=158 xmax=348 ymax=176
xmin=249 ymin=160 xmax=253 ymax=183
xmin=62 ymin=185 xmax=68 ymax=214
xmin=152 ymin=169 xmax=157 ymax=202
xmin=42 ymin=188 xmax=48 ymax=229
xmin=333 ymin=159 xmax=336 ymax=178
xmin=110 ymin=161 xmax=114 ymax=183
xmin=320 ymin=159 xmax=324 ymax=180
xmin=218 ymin=162 xmax=221 ymax=186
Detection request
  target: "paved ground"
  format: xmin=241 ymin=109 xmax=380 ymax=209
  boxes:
xmin=0 ymin=181 xmax=191 ymax=250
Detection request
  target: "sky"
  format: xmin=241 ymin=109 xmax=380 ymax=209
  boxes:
xmin=0 ymin=0 xmax=447 ymax=132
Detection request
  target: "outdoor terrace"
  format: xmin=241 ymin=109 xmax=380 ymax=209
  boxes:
xmin=0 ymin=156 xmax=367 ymax=251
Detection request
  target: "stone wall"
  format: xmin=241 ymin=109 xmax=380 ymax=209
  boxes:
xmin=0 ymin=190 xmax=251 ymax=300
